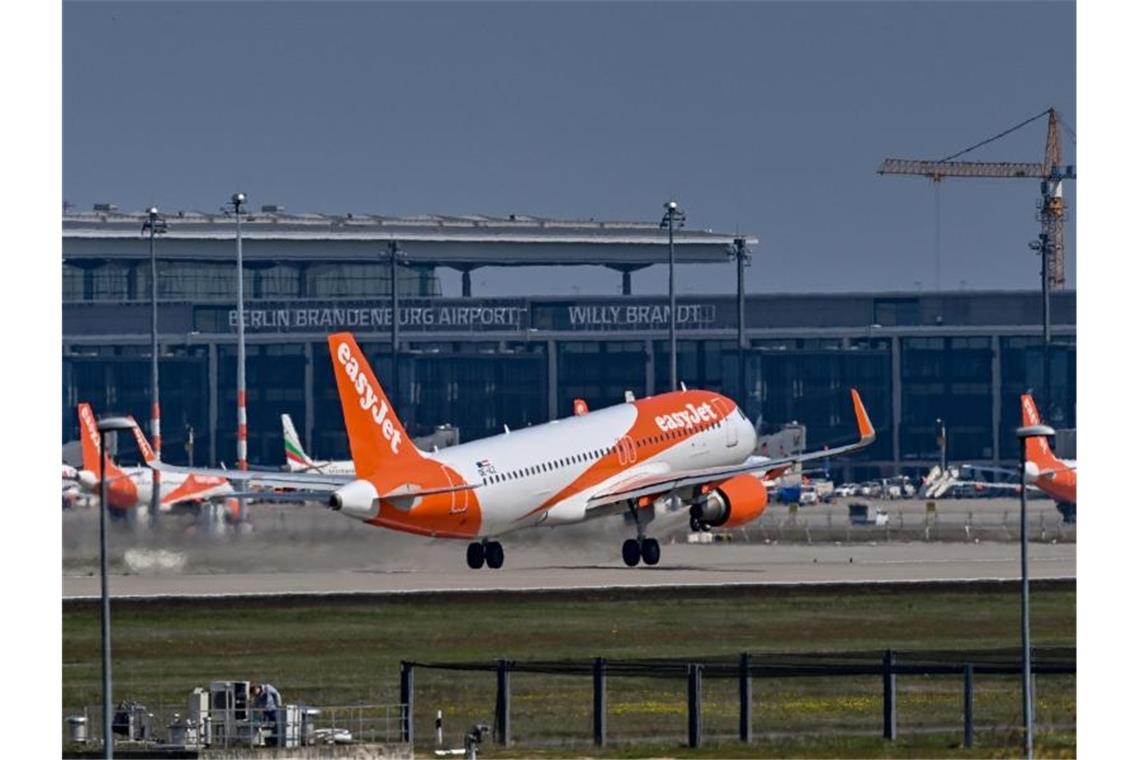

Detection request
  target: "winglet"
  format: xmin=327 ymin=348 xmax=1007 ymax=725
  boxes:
xmin=851 ymin=388 xmax=876 ymax=443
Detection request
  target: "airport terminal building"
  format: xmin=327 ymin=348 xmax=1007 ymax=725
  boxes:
xmin=62 ymin=207 xmax=1076 ymax=480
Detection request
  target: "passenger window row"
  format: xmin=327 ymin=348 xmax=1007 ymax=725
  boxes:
xmin=479 ymin=419 xmax=725 ymax=486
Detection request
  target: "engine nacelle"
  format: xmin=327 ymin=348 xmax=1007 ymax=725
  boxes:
xmin=690 ymin=474 xmax=769 ymax=529
xmin=328 ymin=479 xmax=380 ymax=521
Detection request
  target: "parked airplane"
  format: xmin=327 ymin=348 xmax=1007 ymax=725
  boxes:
xmin=282 ymin=413 xmax=354 ymax=475
xmin=1020 ymin=393 xmax=1076 ymax=517
xmin=74 ymin=403 xmax=237 ymax=519
xmin=153 ymin=333 xmax=876 ymax=568
xmin=919 ymin=393 xmax=1076 ymax=519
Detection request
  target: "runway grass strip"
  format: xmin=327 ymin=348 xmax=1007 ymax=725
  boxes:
xmin=62 ymin=583 xmax=1075 ymax=755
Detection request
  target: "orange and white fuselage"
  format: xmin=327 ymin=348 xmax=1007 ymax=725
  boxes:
xmin=340 ymin=389 xmax=757 ymax=539
xmin=75 ymin=403 xmax=234 ymax=515
xmin=324 ymin=333 xmax=804 ymax=540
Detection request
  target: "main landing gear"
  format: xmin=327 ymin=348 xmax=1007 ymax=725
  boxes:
xmin=621 ymin=502 xmax=661 ymax=567
xmin=466 ymin=539 xmax=504 ymax=570
xmin=621 ymin=537 xmax=660 ymax=567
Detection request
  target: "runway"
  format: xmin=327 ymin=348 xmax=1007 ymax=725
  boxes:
xmin=62 ymin=538 xmax=1075 ymax=599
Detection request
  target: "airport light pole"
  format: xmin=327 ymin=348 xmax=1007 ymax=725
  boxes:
xmin=935 ymin=418 xmax=947 ymax=471
xmin=729 ymin=238 xmax=750 ymax=407
xmin=1029 ymin=234 xmax=1053 ymax=426
xmin=1017 ymin=422 xmax=1053 ymax=759
xmin=97 ymin=416 xmax=135 ymax=759
xmin=660 ymin=201 xmax=685 ymax=391
xmin=385 ymin=241 xmax=406 ymax=410
xmin=228 ymin=192 xmax=249 ymax=522
xmin=141 ymin=208 xmax=166 ymax=523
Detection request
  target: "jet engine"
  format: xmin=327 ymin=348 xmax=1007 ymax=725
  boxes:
xmin=690 ymin=474 xmax=769 ymax=530
xmin=328 ymin=479 xmax=380 ymax=521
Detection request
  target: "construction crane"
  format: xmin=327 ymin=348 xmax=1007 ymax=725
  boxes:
xmin=878 ymin=107 xmax=1076 ymax=425
xmin=878 ymin=107 xmax=1074 ymax=290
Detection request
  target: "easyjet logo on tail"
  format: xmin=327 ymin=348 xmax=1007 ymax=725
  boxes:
xmin=79 ymin=404 xmax=101 ymax=453
xmin=336 ymin=341 xmax=403 ymax=455
xmin=655 ymin=402 xmax=719 ymax=432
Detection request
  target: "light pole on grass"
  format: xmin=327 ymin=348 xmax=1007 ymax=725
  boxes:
xmin=1017 ymin=421 xmax=1054 ymax=759
xmin=97 ymin=416 xmax=135 ymax=759
xmin=141 ymin=207 xmax=167 ymax=524
xmin=660 ymin=200 xmax=685 ymax=391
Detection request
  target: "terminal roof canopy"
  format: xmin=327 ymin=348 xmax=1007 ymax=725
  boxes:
xmin=63 ymin=209 xmax=757 ymax=267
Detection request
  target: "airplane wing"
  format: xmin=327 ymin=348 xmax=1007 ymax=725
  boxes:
xmin=149 ymin=460 xmax=353 ymax=490
xmin=585 ymin=388 xmax=875 ymax=510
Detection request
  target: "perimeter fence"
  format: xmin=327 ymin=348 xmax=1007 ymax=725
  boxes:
xmin=400 ymin=647 xmax=1076 ymax=750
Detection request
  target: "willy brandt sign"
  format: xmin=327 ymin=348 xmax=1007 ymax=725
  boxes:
xmin=185 ymin=298 xmax=724 ymax=335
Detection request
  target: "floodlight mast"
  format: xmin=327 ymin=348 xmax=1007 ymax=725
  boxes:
xmin=141 ymin=207 xmax=167 ymax=524
xmin=96 ymin=416 xmax=134 ymax=759
xmin=1016 ymin=422 xmax=1054 ymax=758
xmin=660 ymin=201 xmax=685 ymax=391
xmin=229 ymin=192 xmax=248 ymax=524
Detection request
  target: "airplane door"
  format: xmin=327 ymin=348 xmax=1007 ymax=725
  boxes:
xmin=712 ymin=399 xmax=738 ymax=447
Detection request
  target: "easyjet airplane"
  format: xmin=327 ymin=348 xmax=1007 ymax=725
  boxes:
xmin=153 ymin=332 xmax=876 ymax=568
xmin=1019 ymin=393 xmax=1077 ymax=513
xmin=74 ymin=403 xmax=238 ymax=519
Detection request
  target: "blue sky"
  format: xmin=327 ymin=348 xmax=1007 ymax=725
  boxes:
xmin=63 ymin=1 xmax=1076 ymax=296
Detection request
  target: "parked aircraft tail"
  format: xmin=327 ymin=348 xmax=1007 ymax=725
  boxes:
xmin=77 ymin=402 xmax=125 ymax=480
xmin=1020 ymin=393 xmax=1065 ymax=470
xmin=282 ymin=414 xmax=313 ymax=472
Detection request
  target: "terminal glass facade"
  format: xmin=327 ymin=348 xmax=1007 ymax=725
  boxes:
xmin=900 ymin=336 xmax=994 ymax=462
xmin=62 ymin=261 xmax=441 ymax=302
xmin=62 ymin=292 xmax=1076 ymax=476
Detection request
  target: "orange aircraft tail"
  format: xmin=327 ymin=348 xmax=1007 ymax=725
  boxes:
xmin=1020 ymin=393 xmax=1064 ymax=469
xmin=127 ymin=416 xmax=158 ymax=464
xmin=77 ymin=403 xmax=126 ymax=479
xmin=327 ymin=332 xmax=425 ymax=478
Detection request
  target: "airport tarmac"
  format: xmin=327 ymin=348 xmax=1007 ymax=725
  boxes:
xmin=62 ymin=498 xmax=1075 ymax=598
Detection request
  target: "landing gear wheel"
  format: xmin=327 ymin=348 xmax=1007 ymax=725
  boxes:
xmin=484 ymin=541 xmax=504 ymax=569
xmin=621 ymin=538 xmax=642 ymax=567
xmin=641 ymin=538 xmax=661 ymax=566
xmin=466 ymin=542 xmax=485 ymax=569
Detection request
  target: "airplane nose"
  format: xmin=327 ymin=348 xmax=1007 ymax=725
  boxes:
xmin=77 ymin=471 xmax=98 ymax=490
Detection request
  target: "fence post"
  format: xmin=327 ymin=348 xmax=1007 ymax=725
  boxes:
xmin=494 ymin=659 xmax=511 ymax=745
xmin=399 ymin=661 xmax=414 ymax=744
xmin=687 ymin=664 xmax=703 ymax=748
xmin=963 ymin=663 xmax=974 ymax=748
xmin=593 ymin=658 xmax=606 ymax=747
xmin=882 ymin=649 xmax=897 ymax=740
xmin=739 ymin=652 xmax=752 ymax=743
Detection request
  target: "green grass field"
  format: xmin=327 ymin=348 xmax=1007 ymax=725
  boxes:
xmin=62 ymin=582 xmax=1075 ymax=757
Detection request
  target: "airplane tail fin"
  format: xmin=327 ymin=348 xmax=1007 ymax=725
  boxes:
xmin=327 ymin=332 xmax=425 ymax=478
xmin=282 ymin=414 xmax=313 ymax=472
xmin=1020 ymin=393 xmax=1063 ymax=468
xmin=126 ymin=416 xmax=157 ymax=464
xmin=77 ymin=403 xmax=125 ymax=479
